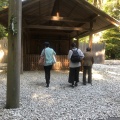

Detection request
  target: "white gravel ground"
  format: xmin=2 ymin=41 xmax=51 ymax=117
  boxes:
xmin=0 ymin=61 xmax=120 ymax=120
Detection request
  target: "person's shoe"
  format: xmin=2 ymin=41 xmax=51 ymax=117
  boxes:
xmin=71 ymin=84 xmax=74 ymax=88
xmin=46 ymin=84 xmax=49 ymax=87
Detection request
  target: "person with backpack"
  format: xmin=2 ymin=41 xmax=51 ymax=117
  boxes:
xmin=68 ymin=42 xmax=84 ymax=87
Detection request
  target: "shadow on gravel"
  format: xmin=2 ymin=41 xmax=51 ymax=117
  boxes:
xmin=0 ymin=101 xmax=6 ymax=109
xmin=107 ymin=117 xmax=120 ymax=120
xmin=95 ymin=117 xmax=120 ymax=120
xmin=32 ymin=82 xmax=46 ymax=87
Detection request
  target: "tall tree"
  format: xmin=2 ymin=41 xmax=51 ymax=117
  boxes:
xmin=93 ymin=0 xmax=103 ymax=8
xmin=102 ymin=0 xmax=120 ymax=59
xmin=87 ymin=0 xmax=103 ymax=8
xmin=6 ymin=0 xmax=22 ymax=108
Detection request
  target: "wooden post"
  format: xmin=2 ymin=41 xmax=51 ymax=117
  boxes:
xmin=21 ymin=32 xmax=23 ymax=74
xmin=76 ymin=34 xmax=79 ymax=48
xmin=89 ymin=22 xmax=93 ymax=49
xmin=89 ymin=33 xmax=93 ymax=48
xmin=6 ymin=0 xmax=22 ymax=108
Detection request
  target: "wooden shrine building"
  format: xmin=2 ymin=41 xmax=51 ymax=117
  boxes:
xmin=0 ymin=0 xmax=119 ymax=71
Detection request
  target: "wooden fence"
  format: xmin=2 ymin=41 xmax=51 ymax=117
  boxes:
xmin=23 ymin=55 xmax=69 ymax=71
xmin=0 ymin=39 xmax=105 ymax=70
xmin=79 ymin=42 xmax=105 ymax=63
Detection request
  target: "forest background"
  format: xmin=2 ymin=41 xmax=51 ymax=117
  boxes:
xmin=0 ymin=0 xmax=120 ymax=59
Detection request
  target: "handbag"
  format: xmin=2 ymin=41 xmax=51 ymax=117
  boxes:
xmin=38 ymin=56 xmax=44 ymax=65
xmin=38 ymin=49 xmax=45 ymax=65
xmin=53 ymin=55 xmax=56 ymax=64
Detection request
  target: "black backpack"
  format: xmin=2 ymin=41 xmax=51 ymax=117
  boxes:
xmin=71 ymin=49 xmax=82 ymax=63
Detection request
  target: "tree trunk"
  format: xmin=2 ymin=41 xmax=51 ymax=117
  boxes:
xmin=6 ymin=0 xmax=22 ymax=109
xmin=93 ymin=0 xmax=103 ymax=8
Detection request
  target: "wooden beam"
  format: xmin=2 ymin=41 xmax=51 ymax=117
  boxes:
xmin=24 ymin=15 xmax=88 ymax=23
xmin=70 ymin=30 xmax=89 ymax=38
xmin=91 ymin=24 xmax=115 ymax=34
xmin=71 ymin=24 xmax=115 ymax=39
xmin=29 ymin=30 xmax=70 ymax=36
xmin=89 ymin=21 xmax=93 ymax=48
xmin=25 ymin=25 xmax=85 ymax=31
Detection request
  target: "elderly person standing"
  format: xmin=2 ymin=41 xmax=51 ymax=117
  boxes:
xmin=83 ymin=47 xmax=94 ymax=85
xmin=68 ymin=42 xmax=84 ymax=88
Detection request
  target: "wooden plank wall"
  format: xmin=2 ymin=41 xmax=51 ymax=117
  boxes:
xmin=23 ymin=55 xmax=69 ymax=71
xmin=79 ymin=42 xmax=105 ymax=63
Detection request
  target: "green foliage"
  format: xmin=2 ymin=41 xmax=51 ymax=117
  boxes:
xmin=79 ymin=36 xmax=89 ymax=43
xmin=102 ymin=0 xmax=120 ymax=59
xmin=0 ymin=0 xmax=8 ymax=11
xmin=103 ymin=27 xmax=120 ymax=59
xmin=0 ymin=0 xmax=8 ymax=39
xmin=0 ymin=24 xmax=7 ymax=39
xmin=103 ymin=1 xmax=120 ymax=20
xmin=87 ymin=0 xmax=93 ymax=4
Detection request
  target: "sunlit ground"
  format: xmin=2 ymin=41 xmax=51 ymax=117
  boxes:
xmin=0 ymin=63 xmax=120 ymax=119
xmin=92 ymin=69 xmax=104 ymax=80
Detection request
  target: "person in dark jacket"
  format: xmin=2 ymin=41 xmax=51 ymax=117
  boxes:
xmin=83 ymin=47 xmax=94 ymax=85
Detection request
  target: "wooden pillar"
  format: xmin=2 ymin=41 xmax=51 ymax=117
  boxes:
xmin=21 ymin=32 xmax=23 ymax=74
xmin=76 ymin=35 xmax=79 ymax=48
xmin=6 ymin=0 xmax=22 ymax=108
xmin=89 ymin=22 xmax=93 ymax=49
xmin=89 ymin=33 xmax=93 ymax=48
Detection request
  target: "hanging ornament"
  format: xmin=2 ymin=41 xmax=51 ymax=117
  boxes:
xmin=8 ymin=15 xmax=17 ymax=35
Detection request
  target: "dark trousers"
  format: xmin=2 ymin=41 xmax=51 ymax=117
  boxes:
xmin=83 ymin=66 xmax=92 ymax=84
xmin=68 ymin=67 xmax=80 ymax=85
xmin=44 ymin=65 xmax=53 ymax=85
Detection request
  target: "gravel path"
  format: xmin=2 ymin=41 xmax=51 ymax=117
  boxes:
xmin=0 ymin=63 xmax=120 ymax=120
